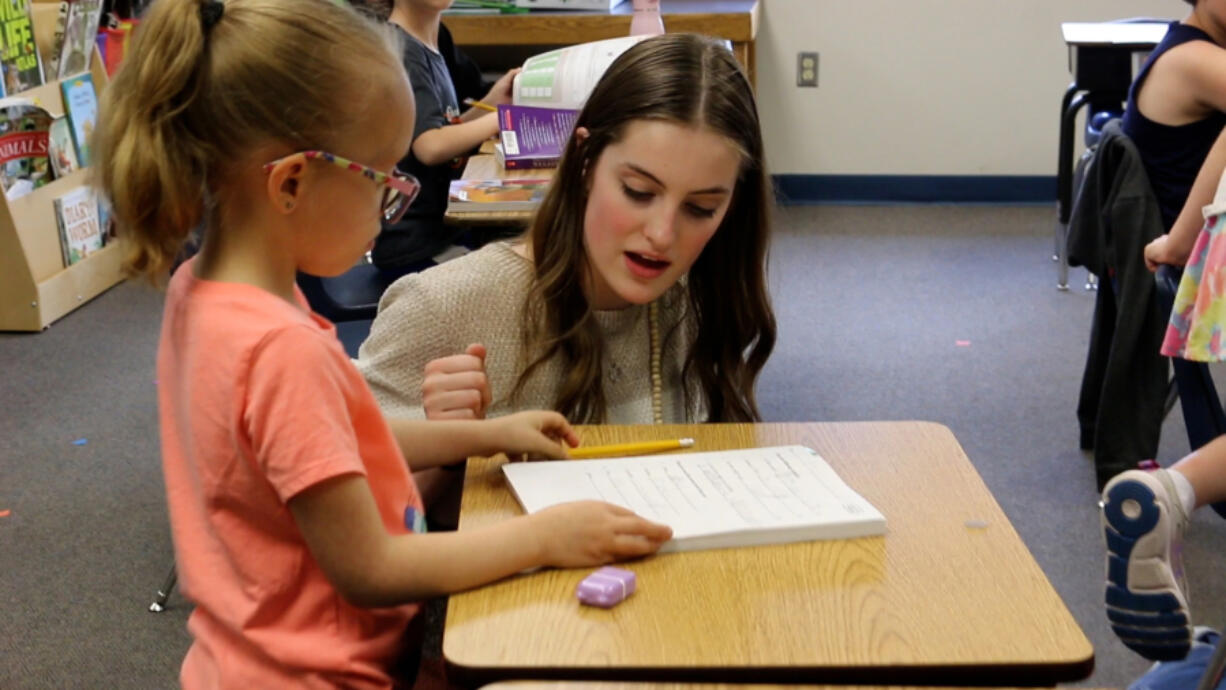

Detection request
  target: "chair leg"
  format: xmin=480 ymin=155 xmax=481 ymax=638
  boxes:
xmin=1056 ymin=88 xmax=1089 ymax=290
xmin=1164 ymin=376 xmax=1179 ymax=418
xmin=1055 ymin=220 xmax=1070 ymax=291
xmin=1194 ymin=630 xmax=1226 ymax=690
xmin=149 ymin=563 xmax=177 ymax=613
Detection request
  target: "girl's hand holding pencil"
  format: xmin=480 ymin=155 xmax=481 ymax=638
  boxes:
xmin=463 ymin=98 xmax=496 ymax=113
xmin=489 ymin=410 xmax=580 ymax=461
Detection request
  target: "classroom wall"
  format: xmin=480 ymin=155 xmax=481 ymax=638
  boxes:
xmin=756 ymin=0 xmax=1179 ymax=177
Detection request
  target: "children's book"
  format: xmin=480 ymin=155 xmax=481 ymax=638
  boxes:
xmin=54 ymin=184 xmax=102 ymax=266
xmin=447 ymin=178 xmax=550 ymax=213
xmin=96 ymin=192 xmax=112 ymax=246
xmin=0 ymin=0 xmax=44 ymax=94
xmin=503 ymin=445 xmax=888 ymax=554
xmin=60 ymin=72 xmax=96 ymax=166
xmin=496 ymin=104 xmax=578 ymax=169
xmin=55 ymin=0 xmax=103 ymax=78
xmin=43 ymin=0 xmax=69 ymax=78
xmin=512 ymin=35 xmax=650 ymax=110
xmin=0 ymin=95 xmax=51 ymax=198
xmin=47 ymin=115 xmax=76 ymax=178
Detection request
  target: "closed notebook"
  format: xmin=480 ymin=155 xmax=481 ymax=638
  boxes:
xmin=447 ymin=178 xmax=550 ymax=213
xmin=502 ymin=445 xmax=887 ymax=553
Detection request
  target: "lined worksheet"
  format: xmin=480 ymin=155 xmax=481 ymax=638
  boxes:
xmin=502 ymin=446 xmax=887 ymax=552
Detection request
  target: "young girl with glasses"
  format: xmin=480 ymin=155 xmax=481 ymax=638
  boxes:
xmin=93 ymin=1 xmax=671 ymax=686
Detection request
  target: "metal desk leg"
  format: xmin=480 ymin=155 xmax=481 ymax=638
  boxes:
xmin=1056 ymin=82 xmax=1080 ymax=262
xmin=149 ymin=563 xmax=176 ymax=613
xmin=1056 ymin=85 xmax=1089 ymax=290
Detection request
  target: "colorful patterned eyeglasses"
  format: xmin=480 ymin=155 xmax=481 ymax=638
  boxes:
xmin=262 ymin=150 xmax=420 ymax=224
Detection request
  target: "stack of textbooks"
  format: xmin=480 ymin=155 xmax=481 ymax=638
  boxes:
xmin=447 ymin=178 xmax=550 ymax=213
xmin=495 ymin=103 xmax=578 ymax=170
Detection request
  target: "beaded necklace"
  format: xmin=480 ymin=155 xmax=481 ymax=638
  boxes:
xmin=649 ymin=300 xmax=662 ymax=424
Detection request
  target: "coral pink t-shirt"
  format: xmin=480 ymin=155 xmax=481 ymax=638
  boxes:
xmin=157 ymin=260 xmax=423 ymax=689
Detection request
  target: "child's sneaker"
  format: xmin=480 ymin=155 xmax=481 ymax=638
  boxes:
xmin=1102 ymin=468 xmax=1192 ymax=661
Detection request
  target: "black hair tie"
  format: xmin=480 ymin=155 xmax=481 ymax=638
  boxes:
xmin=200 ymin=0 xmax=224 ymax=32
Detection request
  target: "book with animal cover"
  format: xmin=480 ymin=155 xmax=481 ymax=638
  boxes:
xmin=0 ymin=0 xmax=44 ymax=95
xmin=502 ymin=445 xmax=888 ymax=554
xmin=55 ymin=0 xmax=103 ymax=78
xmin=0 ymin=95 xmax=51 ymax=198
xmin=447 ymin=177 xmax=550 ymax=213
xmin=495 ymin=103 xmax=578 ymax=169
xmin=54 ymin=184 xmax=102 ymax=266
xmin=60 ymin=72 xmax=96 ymax=166
xmin=512 ymin=35 xmax=650 ymax=109
xmin=47 ymin=115 xmax=76 ymax=178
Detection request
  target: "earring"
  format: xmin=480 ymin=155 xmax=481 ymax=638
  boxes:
xmin=284 ymin=201 xmax=294 ymax=210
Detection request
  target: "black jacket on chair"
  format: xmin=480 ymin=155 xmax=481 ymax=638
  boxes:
xmin=1067 ymin=120 xmax=1169 ymax=489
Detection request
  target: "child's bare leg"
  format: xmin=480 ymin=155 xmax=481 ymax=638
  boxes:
xmin=1169 ymin=434 xmax=1226 ymax=509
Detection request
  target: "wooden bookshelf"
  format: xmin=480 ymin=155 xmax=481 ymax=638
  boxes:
xmin=0 ymin=3 xmax=115 ymax=331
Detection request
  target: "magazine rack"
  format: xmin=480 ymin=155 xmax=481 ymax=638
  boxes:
xmin=0 ymin=5 xmax=113 ymax=331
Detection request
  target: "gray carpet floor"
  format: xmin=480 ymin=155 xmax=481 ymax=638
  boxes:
xmin=2 ymin=204 xmax=1224 ymax=688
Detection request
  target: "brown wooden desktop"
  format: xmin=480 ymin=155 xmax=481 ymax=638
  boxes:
xmin=443 ymin=422 xmax=1094 ymax=687
xmin=481 ymin=684 xmax=1118 ymax=690
xmin=442 ymin=0 xmax=760 ymax=86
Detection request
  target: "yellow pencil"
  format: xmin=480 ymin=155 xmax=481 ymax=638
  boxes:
xmin=464 ymin=98 xmax=497 ymax=112
xmin=568 ymin=438 xmax=695 ymax=460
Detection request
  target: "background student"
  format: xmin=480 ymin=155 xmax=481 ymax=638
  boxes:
xmin=1102 ymin=132 xmax=1226 ymax=667
xmin=1126 ymin=0 xmax=1226 ymax=264
xmin=369 ymin=0 xmax=522 ymax=278
xmin=94 ymin=1 xmax=671 ymax=686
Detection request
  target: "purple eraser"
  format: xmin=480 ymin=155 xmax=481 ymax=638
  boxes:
xmin=575 ymin=566 xmax=636 ymax=608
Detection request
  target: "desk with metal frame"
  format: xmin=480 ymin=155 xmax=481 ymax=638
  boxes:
xmin=1055 ymin=21 xmax=1168 ymax=290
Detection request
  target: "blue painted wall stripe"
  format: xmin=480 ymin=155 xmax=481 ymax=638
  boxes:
xmin=773 ymin=175 xmax=1057 ymax=204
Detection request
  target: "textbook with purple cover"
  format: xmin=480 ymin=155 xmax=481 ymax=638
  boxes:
xmin=496 ymin=103 xmax=578 ymax=170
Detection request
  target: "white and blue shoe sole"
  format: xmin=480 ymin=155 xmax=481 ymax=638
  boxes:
xmin=1102 ymin=476 xmax=1192 ymax=661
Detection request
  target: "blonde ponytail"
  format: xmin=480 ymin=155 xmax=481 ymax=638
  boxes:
xmin=93 ymin=0 xmax=402 ymax=280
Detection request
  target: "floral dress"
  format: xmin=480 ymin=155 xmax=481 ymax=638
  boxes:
xmin=1162 ymin=187 xmax=1226 ymax=361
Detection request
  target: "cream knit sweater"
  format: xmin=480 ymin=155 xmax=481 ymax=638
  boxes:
xmin=356 ymin=242 xmax=697 ymax=422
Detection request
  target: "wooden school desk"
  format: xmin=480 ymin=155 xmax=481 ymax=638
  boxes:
xmin=480 ymin=684 xmax=1120 ymax=690
xmin=444 ymin=153 xmax=557 ymax=226
xmin=442 ymin=0 xmax=760 ymax=86
xmin=444 ymin=422 xmax=1094 ymax=687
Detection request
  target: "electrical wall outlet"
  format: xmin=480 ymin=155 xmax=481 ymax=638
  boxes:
xmin=797 ymin=52 xmax=818 ymax=87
